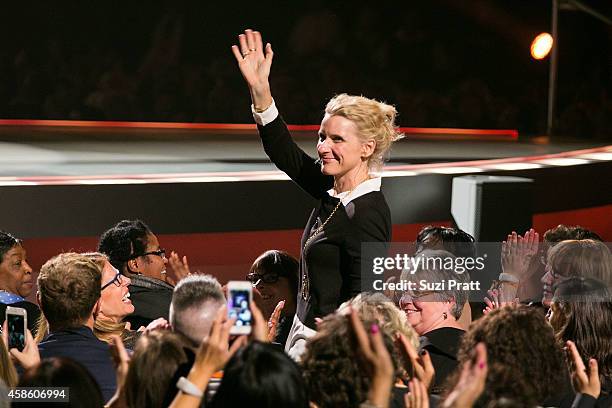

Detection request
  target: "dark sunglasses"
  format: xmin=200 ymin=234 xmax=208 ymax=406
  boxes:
xmin=246 ymin=272 xmax=280 ymax=285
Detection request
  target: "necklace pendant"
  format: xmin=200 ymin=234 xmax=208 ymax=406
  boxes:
xmin=301 ymin=274 xmax=309 ymax=300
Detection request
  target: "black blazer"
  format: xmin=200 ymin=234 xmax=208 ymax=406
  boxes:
xmin=258 ymin=116 xmax=391 ymax=328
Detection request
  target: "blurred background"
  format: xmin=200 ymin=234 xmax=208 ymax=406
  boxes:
xmin=0 ymin=0 xmax=610 ymax=139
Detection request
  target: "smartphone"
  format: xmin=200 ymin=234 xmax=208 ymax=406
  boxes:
xmin=6 ymin=306 xmax=27 ymax=351
xmin=227 ymin=281 xmax=253 ymax=335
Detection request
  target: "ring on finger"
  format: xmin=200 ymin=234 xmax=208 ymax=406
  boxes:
xmin=249 ymin=48 xmax=256 ymax=52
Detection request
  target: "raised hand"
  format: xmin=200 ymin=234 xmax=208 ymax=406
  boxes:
xmin=404 ymin=378 xmax=429 ymax=408
xmin=396 ymin=333 xmax=435 ymax=390
xmin=501 ymin=229 xmax=539 ymax=281
xmin=566 ymin=340 xmax=600 ymax=399
xmin=483 ymin=289 xmax=519 ymax=314
xmin=166 ymin=251 xmax=191 ymax=286
xmin=2 ymin=322 xmax=40 ymax=370
xmin=443 ymin=342 xmax=487 ymax=408
xmin=349 ymin=307 xmax=394 ymax=408
xmin=266 ymin=300 xmax=285 ymax=343
xmin=231 ymin=29 xmax=274 ymax=111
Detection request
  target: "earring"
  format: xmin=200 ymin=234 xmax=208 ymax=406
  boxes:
xmin=442 ymin=312 xmax=448 ymax=320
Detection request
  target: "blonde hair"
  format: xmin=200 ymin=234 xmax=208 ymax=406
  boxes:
xmin=325 ymin=93 xmax=404 ymax=171
xmin=339 ymin=292 xmax=419 ymax=349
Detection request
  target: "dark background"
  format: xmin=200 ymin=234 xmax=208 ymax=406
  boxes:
xmin=0 ymin=0 xmax=610 ymax=138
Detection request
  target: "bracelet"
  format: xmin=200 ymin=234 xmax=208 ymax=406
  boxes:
xmin=176 ymin=376 xmax=204 ymax=398
xmin=498 ymin=273 xmax=520 ymax=284
xmin=254 ymin=104 xmax=271 ymax=113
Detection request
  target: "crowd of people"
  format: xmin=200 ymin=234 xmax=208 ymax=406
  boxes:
xmin=1 ymin=3 xmax=610 ymax=137
xmin=0 ymin=221 xmax=610 ymax=407
xmin=0 ymin=22 xmax=610 ymax=408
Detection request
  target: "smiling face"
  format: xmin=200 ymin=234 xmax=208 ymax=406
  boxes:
xmin=130 ymin=234 xmax=167 ymax=281
xmin=399 ymin=292 xmax=455 ymax=335
xmin=0 ymin=245 xmax=33 ymax=298
xmin=316 ymin=114 xmax=373 ymax=182
xmin=100 ymin=260 xmax=134 ymax=322
xmin=254 ymin=275 xmax=293 ymax=318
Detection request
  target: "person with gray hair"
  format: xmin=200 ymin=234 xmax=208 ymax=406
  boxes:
xmin=398 ymin=249 xmax=469 ymax=394
xmin=169 ymin=274 xmax=225 ymax=347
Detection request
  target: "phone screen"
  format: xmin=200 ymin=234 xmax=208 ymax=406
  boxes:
xmin=7 ymin=313 xmax=25 ymax=351
xmin=228 ymin=289 xmax=252 ymax=328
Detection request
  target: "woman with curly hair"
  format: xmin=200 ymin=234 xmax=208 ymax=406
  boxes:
xmin=301 ymin=312 xmax=397 ymax=408
xmin=450 ymin=305 xmax=567 ymax=407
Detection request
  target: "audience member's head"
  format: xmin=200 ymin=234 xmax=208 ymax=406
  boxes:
xmin=0 ymin=231 xmax=33 ymax=298
xmin=416 ymin=225 xmax=476 ymax=259
xmin=81 ymin=252 xmax=135 ymax=345
xmin=124 ymin=330 xmax=189 ymax=408
xmin=18 ymin=357 xmax=104 ymax=408
xmin=247 ymin=250 xmax=299 ymax=319
xmin=541 ymin=239 xmax=612 ymax=306
xmin=301 ymin=313 xmax=397 ymax=408
xmin=549 ymin=277 xmax=612 ymax=380
xmin=211 ymin=341 xmax=308 ymax=408
xmin=453 ymin=305 xmax=565 ymax=406
xmin=399 ymin=249 xmax=469 ymax=335
xmin=543 ymin=224 xmax=602 ymax=245
xmin=339 ymin=292 xmax=419 ymax=349
xmin=98 ymin=219 xmax=168 ymax=281
xmin=169 ymin=274 xmax=225 ymax=347
xmin=37 ymin=253 xmax=102 ymax=331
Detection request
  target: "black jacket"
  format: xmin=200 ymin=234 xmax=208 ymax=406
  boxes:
xmin=419 ymin=327 xmax=465 ymax=394
xmin=125 ymin=274 xmax=173 ymax=328
xmin=258 ymin=116 xmax=391 ymax=329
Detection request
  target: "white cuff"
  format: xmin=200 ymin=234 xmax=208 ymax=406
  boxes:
xmin=251 ymin=99 xmax=279 ymax=126
xmin=176 ymin=376 xmax=204 ymax=398
xmin=498 ymin=273 xmax=520 ymax=284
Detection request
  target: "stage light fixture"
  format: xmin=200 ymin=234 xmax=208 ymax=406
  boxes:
xmin=531 ymin=32 xmax=553 ymax=59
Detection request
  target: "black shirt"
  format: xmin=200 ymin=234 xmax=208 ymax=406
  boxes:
xmin=258 ymin=116 xmax=391 ymax=328
xmin=419 ymin=327 xmax=465 ymax=394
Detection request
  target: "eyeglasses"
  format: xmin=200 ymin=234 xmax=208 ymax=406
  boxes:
xmin=101 ymin=269 xmax=124 ymax=291
xmin=131 ymin=248 xmax=166 ymax=259
xmin=246 ymin=272 xmax=280 ymax=285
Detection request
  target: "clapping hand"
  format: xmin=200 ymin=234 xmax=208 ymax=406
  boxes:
xmin=565 ymin=340 xmax=600 ymax=399
xmin=349 ymin=307 xmax=394 ymax=408
xmin=501 ymin=229 xmax=539 ymax=282
xmin=266 ymin=300 xmax=285 ymax=343
xmin=166 ymin=251 xmax=191 ymax=286
xmin=483 ymin=289 xmax=519 ymax=314
xmin=396 ymin=333 xmax=435 ymax=390
xmin=443 ymin=342 xmax=488 ymax=408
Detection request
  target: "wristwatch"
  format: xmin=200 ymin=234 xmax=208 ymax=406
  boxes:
xmin=176 ymin=376 xmax=204 ymax=398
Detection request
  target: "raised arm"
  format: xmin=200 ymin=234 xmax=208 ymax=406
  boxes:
xmin=232 ymin=29 xmax=332 ymax=198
